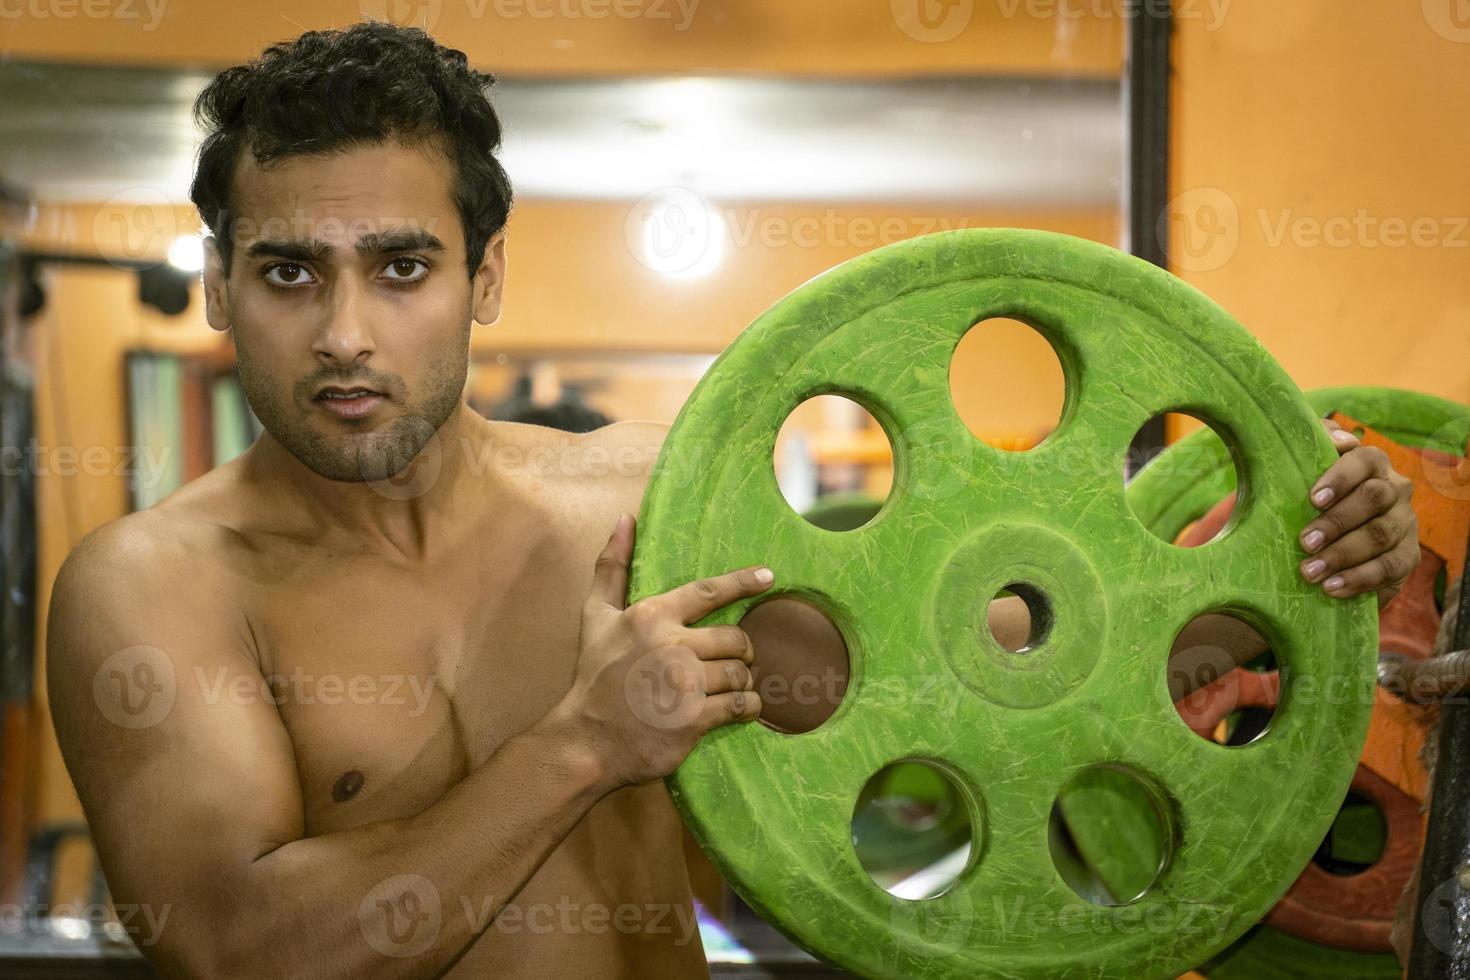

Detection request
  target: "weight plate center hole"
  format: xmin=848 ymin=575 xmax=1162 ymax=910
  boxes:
xmin=985 ymin=582 xmax=1054 ymax=654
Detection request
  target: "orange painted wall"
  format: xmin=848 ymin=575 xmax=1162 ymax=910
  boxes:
xmin=1168 ymin=1 xmax=1470 ymax=409
xmin=0 ymin=0 xmax=1122 ymax=77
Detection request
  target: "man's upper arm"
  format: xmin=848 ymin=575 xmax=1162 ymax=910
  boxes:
xmin=581 ymin=419 xmax=668 ymax=504
xmin=593 ymin=419 xmax=667 ymax=477
xmin=46 ymin=516 xmax=303 ymax=964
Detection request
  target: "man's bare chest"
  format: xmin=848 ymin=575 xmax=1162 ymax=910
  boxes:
xmin=245 ymin=541 xmax=588 ymax=835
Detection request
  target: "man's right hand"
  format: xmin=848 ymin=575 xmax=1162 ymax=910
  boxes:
xmin=560 ymin=512 xmax=773 ymax=789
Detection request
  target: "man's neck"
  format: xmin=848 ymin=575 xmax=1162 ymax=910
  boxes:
xmin=243 ymin=404 xmax=499 ymax=565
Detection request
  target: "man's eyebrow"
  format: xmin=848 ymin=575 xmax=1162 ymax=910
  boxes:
xmin=243 ymin=230 xmax=447 ymax=262
xmin=356 ymin=230 xmax=447 ymax=255
xmin=245 ymin=239 xmax=333 ymax=262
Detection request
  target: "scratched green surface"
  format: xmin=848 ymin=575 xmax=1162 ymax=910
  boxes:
xmin=1128 ymin=385 xmax=1470 ymax=980
xmin=1126 ymin=386 xmax=1470 ymax=545
xmin=1080 ymin=387 xmax=1470 ymax=903
xmin=1202 ymin=925 xmax=1402 ymax=979
xmin=627 ymin=229 xmax=1378 ymax=979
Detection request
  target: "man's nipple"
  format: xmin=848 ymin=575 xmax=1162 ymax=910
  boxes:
xmin=332 ymin=769 xmax=366 ymax=803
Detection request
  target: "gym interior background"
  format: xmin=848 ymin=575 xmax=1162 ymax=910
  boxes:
xmin=0 ymin=1 xmax=1467 ymax=976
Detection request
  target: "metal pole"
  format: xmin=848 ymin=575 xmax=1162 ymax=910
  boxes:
xmin=1123 ymin=0 xmax=1172 ymax=476
xmin=1408 ymin=522 xmax=1470 ymax=977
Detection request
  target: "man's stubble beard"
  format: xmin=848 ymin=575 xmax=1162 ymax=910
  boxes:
xmin=233 ymin=318 xmax=472 ymax=484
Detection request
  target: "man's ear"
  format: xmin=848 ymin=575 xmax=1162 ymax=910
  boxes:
xmin=201 ymin=236 xmax=231 ymax=333
xmin=471 ymin=230 xmax=507 ymax=326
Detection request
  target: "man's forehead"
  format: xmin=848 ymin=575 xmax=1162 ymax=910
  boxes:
xmin=228 ymin=140 xmax=459 ymax=247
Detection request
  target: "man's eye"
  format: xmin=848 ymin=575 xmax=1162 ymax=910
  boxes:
xmin=262 ymin=263 xmax=314 ymax=288
xmin=384 ymin=257 xmax=429 ymax=283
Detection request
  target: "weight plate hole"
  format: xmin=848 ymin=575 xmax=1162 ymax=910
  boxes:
xmin=852 ymin=760 xmax=976 ymax=900
xmin=739 ymin=596 xmax=850 ymax=733
xmin=1167 ymin=613 xmax=1279 ymax=747
xmin=1049 ymin=765 xmax=1173 ymax=906
xmin=950 ymin=317 xmax=1066 ymax=451
xmin=985 ymin=582 xmax=1053 ymax=653
xmin=1310 ymin=791 xmax=1387 ymax=876
xmin=1126 ymin=412 xmax=1245 ymax=547
xmin=776 ymin=394 xmax=892 ymax=527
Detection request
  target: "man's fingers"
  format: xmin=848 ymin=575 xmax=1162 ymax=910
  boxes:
xmin=679 ymin=625 xmax=756 ymax=664
xmin=700 ymin=688 xmax=763 ymax=730
xmin=659 ymin=566 xmax=775 ymax=625
xmin=1308 ymin=445 xmax=1393 ymax=511
xmin=1312 ymin=551 xmax=1412 ymax=600
xmin=703 ymin=658 xmax=754 ymax=696
xmin=589 ymin=513 xmax=635 ymax=611
xmin=1301 ymin=517 xmax=1412 ymax=588
xmin=1300 ymin=476 xmax=1402 ymax=552
xmin=1320 ymin=417 xmax=1360 ymax=455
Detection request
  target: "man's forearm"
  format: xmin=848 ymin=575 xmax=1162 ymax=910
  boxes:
xmin=1166 ymin=613 xmax=1270 ymax=700
xmin=176 ymin=704 xmax=613 ymax=979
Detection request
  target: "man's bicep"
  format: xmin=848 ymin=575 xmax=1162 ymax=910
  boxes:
xmin=46 ymin=522 xmax=303 ymax=925
xmin=593 ymin=418 xmax=668 ymax=484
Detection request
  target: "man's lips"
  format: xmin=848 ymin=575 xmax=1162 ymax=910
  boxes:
xmin=315 ymin=389 xmax=387 ymax=420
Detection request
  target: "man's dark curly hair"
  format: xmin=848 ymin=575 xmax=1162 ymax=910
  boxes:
xmin=189 ymin=21 xmax=513 ymax=280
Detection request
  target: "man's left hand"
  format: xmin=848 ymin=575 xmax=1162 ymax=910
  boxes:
xmin=1298 ymin=418 xmax=1419 ymax=607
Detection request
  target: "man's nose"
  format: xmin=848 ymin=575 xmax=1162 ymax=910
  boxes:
xmin=312 ymin=278 xmax=376 ymax=365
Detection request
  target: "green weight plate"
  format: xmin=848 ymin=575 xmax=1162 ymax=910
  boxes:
xmin=1202 ymin=925 xmax=1401 ymax=980
xmin=801 ymin=491 xmax=885 ymax=532
xmin=1120 ymin=385 xmax=1470 ymax=979
xmin=629 ymin=228 xmax=1377 ymax=979
xmin=1127 ymin=386 xmax=1470 ymax=545
xmin=1054 ymin=765 xmax=1169 ymax=905
xmin=1327 ymin=800 xmax=1388 ymax=867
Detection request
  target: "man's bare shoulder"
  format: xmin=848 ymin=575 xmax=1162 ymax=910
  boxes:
xmin=53 ymin=508 xmax=235 ymax=626
xmin=51 ymin=461 xmax=260 ymax=657
xmin=576 ymin=419 xmax=669 ymax=477
xmin=505 ymin=420 xmax=669 ymax=548
xmin=45 ymin=508 xmax=259 ymax=741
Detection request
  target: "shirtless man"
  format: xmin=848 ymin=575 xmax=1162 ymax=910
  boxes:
xmin=45 ymin=21 xmax=1419 ymax=980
